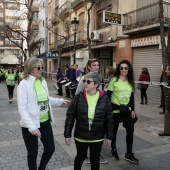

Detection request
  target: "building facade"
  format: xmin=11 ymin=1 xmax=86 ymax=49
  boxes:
xmin=0 ymin=0 xmax=21 ymax=68
xmin=117 ymin=0 xmax=170 ymax=100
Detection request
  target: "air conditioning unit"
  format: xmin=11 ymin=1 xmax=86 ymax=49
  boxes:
xmin=90 ymin=30 xmax=103 ymax=42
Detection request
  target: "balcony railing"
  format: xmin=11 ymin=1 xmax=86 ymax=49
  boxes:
xmin=59 ymin=1 xmax=71 ymax=17
xmin=71 ymin=0 xmax=84 ymax=9
xmin=51 ymin=14 xmax=60 ymax=25
xmin=32 ymin=5 xmax=39 ymax=12
xmin=31 ymin=21 xmax=39 ymax=30
xmin=123 ymin=1 xmax=170 ymax=34
xmin=57 ymin=32 xmax=87 ymax=49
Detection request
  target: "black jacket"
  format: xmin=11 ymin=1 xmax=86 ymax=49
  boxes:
xmin=64 ymin=90 xmax=113 ymax=140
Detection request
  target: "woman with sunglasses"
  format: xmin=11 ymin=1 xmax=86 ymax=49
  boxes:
xmin=17 ymin=57 xmax=70 ymax=170
xmin=107 ymin=60 xmax=139 ymax=164
xmin=64 ymin=72 xmax=113 ymax=170
xmin=75 ymin=58 xmax=107 ymax=164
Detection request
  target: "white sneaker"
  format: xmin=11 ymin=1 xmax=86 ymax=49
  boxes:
xmin=100 ymin=154 xmax=107 ymax=164
xmin=84 ymin=156 xmax=90 ymax=164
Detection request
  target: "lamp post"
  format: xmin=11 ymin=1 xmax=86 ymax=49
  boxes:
xmin=71 ymin=17 xmax=79 ymax=64
xmin=24 ymin=48 xmax=27 ymax=63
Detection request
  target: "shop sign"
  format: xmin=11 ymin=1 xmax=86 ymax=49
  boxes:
xmin=131 ymin=36 xmax=160 ymax=47
xmin=41 ymin=53 xmax=58 ymax=58
xmin=103 ymin=10 xmax=122 ymax=25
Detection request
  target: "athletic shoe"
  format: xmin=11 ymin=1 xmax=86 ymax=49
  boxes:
xmin=125 ymin=153 xmax=139 ymax=164
xmin=111 ymin=149 xmax=119 ymax=160
xmin=100 ymin=154 xmax=107 ymax=164
xmin=84 ymin=156 xmax=90 ymax=164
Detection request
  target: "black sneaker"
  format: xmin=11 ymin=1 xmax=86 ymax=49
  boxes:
xmin=111 ymin=149 xmax=119 ymax=160
xmin=125 ymin=153 xmax=139 ymax=164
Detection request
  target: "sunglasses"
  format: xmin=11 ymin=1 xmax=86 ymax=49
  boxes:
xmin=119 ymin=67 xmax=129 ymax=70
xmin=82 ymin=80 xmax=94 ymax=84
xmin=34 ymin=66 xmax=44 ymax=70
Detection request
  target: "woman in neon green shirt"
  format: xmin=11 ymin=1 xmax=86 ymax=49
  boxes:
xmin=6 ymin=68 xmax=16 ymax=102
xmin=107 ymin=60 xmax=139 ymax=164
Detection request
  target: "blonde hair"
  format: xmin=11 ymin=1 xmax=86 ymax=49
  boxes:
xmin=23 ymin=57 xmax=43 ymax=79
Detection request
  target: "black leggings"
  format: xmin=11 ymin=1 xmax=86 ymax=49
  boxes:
xmin=6 ymin=85 xmax=15 ymax=99
xmin=111 ymin=112 xmax=134 ymax=154
xmin=22 ymin=120 xmax=55 ymax=170
xmin=140 ymin=88 xmax=148 ymax=102
xmin=74 ymin=140 xmax=103 ymax=170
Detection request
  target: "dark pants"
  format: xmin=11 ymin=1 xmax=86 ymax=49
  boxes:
xmin=6 ymin=85 xmax=15 ymax=99
xmin=22 ymin=120 xmax=55 ymax=170
xmin=74 ymin=140 xmax=103 ymax=170
xmin=111 ymin=112 xmax=134 ymax=154
xmin=57 ymin=79 xmax=64 ymax=95
xmin=161 ymin=87 xmax=165 ymax=113
xmin=140 ymin=88 xmax=148 ymax=103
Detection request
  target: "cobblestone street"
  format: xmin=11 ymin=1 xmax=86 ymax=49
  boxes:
xmin=0 ymin=80 xmax=170 ymax=170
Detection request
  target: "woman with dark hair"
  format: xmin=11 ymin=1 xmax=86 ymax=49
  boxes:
xmin=6 ymin=68 xmax=16 ymax=103
xmin=138 ymin=67 xmax=150 ymax=104
xmin=107 ymin=59 xmax=139 ymax=164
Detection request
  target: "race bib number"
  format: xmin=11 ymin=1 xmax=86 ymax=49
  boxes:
xmin=38 ymin=100 xmax=49 ymax=113
xmin=9 ymin=79 xmax=14 ymax=83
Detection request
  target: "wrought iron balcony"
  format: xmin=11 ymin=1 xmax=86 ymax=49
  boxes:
xmin=32 ymin=5 xmax=39 ymax=12
xmin=71 ymin=0 xmax=85 ymax=9
xmin=57 ymin=32 xmax=87 ymax=49
xmin=123 ymin=1 xmax=170 ymax=34
xmin=31 ymin=21 xmax=39 ymax=30
xmin=59 ymin=2 xmax=71 ymax=17
xmin=51 ymin=15 xmax=60 ymax=25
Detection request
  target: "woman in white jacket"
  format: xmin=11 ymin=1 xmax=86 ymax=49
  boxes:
xmin=17 ymin=57 xmax=70 ymax=170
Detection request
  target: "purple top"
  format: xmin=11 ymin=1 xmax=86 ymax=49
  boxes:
xmin=56 ymin=72 xmax=63 ymax=80
xmin=76 ymin=69 xmax=82 ymax=78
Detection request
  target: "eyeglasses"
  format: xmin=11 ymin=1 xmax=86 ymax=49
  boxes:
xmin=119 ymin=67 xmax=129 ymax=70
xmin=82 ymin=80 xmax=94 ymax=84
xmin=34 ymin=66 xmax=44 ymax=70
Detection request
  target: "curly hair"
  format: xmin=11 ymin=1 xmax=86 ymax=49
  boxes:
xmin=114 ymin=60 xmax=135 ymax=90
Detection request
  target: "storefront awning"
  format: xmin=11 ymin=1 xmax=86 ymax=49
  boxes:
xmin=91 ymin=42 xmax=117 ymax=49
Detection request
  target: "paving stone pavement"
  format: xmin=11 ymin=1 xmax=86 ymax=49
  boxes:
xmin=0 ymin=80 xmax=170 ymax=170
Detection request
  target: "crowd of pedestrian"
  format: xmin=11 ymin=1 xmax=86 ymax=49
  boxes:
xmin=1 ymin=56 xmax=169 ymax=170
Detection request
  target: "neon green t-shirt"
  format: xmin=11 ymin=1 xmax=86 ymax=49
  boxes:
xmin=18 ymin=72 xmax=23 ymax=79
xmin=75 ymin=91 xmax=104 ymax=143
xmin=108 ymin=77 xmax=133 ymax=113
xmin=34 ymin=79 xmax=49 ymax=123
xmin=6 ymin=74 xmax=16 ymax=86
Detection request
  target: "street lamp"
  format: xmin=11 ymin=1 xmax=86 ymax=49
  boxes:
xmin=71 ymin=17 xmax=79 ymax=64
xmin=24 ymin=48 xmax=27 ymax=62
